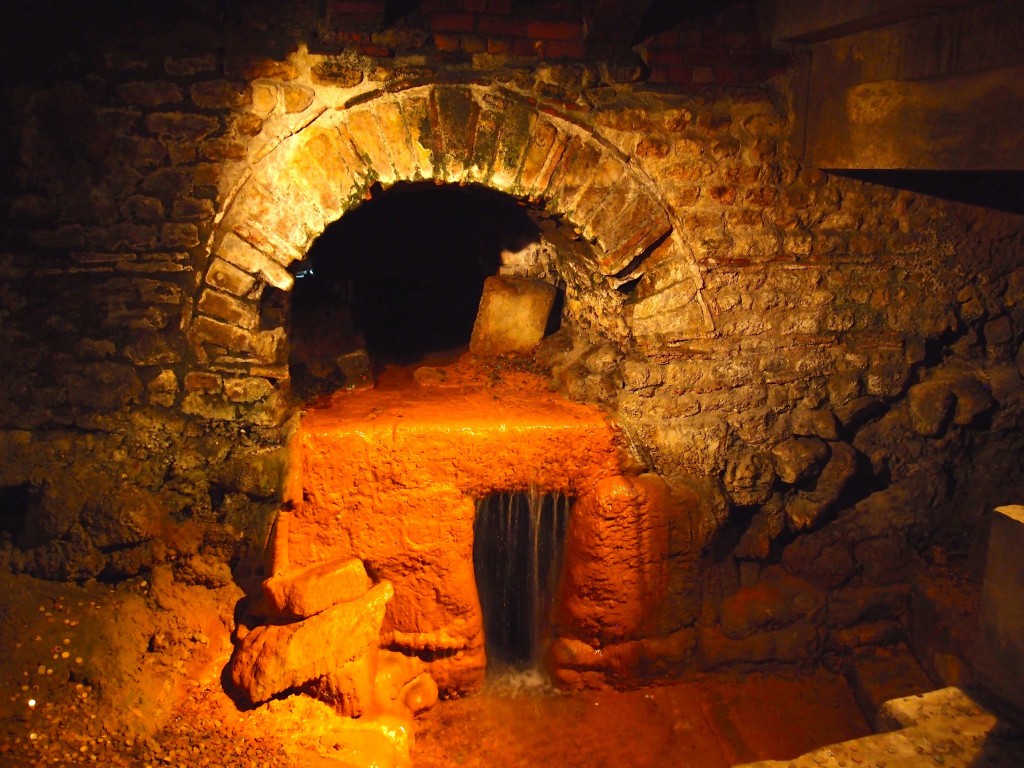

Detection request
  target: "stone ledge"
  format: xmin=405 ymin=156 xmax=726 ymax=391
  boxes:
xmin=735 ymin=687 xmax=1023 ymax=768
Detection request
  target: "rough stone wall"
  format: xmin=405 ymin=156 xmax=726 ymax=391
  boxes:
xmin=1 ymin=1 xmax=1022 ymax=675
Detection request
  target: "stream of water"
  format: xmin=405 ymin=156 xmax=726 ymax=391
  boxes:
xmin=472 ymin=488 xmax=572 ymax=665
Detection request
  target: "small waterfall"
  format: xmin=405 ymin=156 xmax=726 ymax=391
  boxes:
xmin=473 ymin=488 xmax=572 ymax=666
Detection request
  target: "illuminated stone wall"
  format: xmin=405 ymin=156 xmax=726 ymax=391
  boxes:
xmin=1 ymin=1 xmax=1023 ymax=677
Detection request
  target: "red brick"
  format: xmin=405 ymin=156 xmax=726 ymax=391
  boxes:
xmin=355 ymin=43 xmax=393 ymax=57
xmin=330 ymin=0 xmax=385 ymax=12
xmin=335 ymin=30 xmax=372 ymax=45
xmin=731 ymin=50 xmax=772 ymax=68
xmin=681 ymin=49 xmax=730 ymax=67
xmin=668 ymin=65 xmax=692 ymax=84
xmin=702 ymin=28 xmax=725 ymax=48
xmin=514 ymin=38 xmax=542 ymax=57
xmin=738 ymin=67 xmax=768 ymax=84
xmin=464 ymin=0 xmax=487 ymax=11
xmin=649 ymin=65 xmax=669 ymax=84
xmin=526 ymin=20 xmax=581 ymax=41
xmin=692 ymin=66 xmax=715 ymax=84
xmin=715 ymin=66 xmax=737 ymax=85
xmin=433 ymin=32 xmax=462 ymax=52
xmin=331 ymin=13 xmax=384 ymax=29
xmin=432 ymin=11 xmax=474 ymax=32
xmin=487 ymin=37 xmax=513 ymax=54
xmin=724 ymin=31 xmax=747 ymax=49
xmin=461 ymin=34 xmax=487 ymax=54
xmin=478 ymin=14 xmax=525 ymax=36
xmin=546 ymin=40 xmax=585 ymax=59
xmin=531 ymin=0 xmax=579 ymax=19
xmin=486 ymin=0 xmax=512 ymax=12
xmin=650 ymin=50 xmax=683 ymax=67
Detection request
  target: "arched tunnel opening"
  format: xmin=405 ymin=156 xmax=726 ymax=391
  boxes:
xmin=287 ymin=182 xmax=556 ymax=399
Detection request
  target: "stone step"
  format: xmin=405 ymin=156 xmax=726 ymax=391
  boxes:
xmin=734 ymin=687 xmax=1024 ymax=768
xmin=845 ymin=647 xmax=936 ymax=727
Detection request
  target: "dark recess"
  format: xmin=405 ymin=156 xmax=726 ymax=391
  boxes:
xmin=290 ymin=182 xmax=540 ymax=368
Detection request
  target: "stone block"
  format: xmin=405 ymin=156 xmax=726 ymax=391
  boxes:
xmin=469 ymin=275 xmax=556 ymax=356
xmin=224 ymin=377 xmax=275 ymax=403
xmin=190 ymin=79 xmax=251 ymax=109
xmin=117 ymin=80 xmax=184 ymax=105
xmin=517 ymin=118 xmax=562 ymax=197
xmin=845 ymin=650 xmax=935 ymax=725
xmin=282 ymin=127 xmax=360 ymax=218
xmin=875 ymin=686 xmax=991 ymax=732
xmin=975 ymin=505 xmax=1024 ymax=713
xmin=226 ymin=182 xmax=310 ymax=267
xmin=372 ymin=98 xmax=417 ymax=180
xmin=337 ymin=350 xmax=373 ymax=389
xmin=951 ymin=375 xmax=994 ymax=426
xmin=466 ymin=98 xmax=506 ymax=184
xmin=431 ymin=86 xmax=478 ymax=182
xmin=599 ymin=194 xmax=672 ymax=275
xmin=229 ymin=581 xmax=393 ymax=706
xmin=723 ymin=449 xmax=775 ymax=507
xmin=198 ymin=289 xmax=259 ymax=330
xmin=145 ymin=112 xmax=219 ymax=140
xmin=217 ymin=231 xmax=294 ymax=291
xmin=263 ymin=557 xmax=374 ymax=620
xmin=206 ymin=257 xmax=257 ymax=296
xmin=791 ymin=407 xmax=840 ymax=440
xmin=488 ymin=101 xmax=533 ymax=191
xmin=346 ymin=107 xmax=397 ymax=186
xmin=282 ymin=83 xmax=314 ymax=114
xmin=772 ymin=436 xmax=829 ymax=484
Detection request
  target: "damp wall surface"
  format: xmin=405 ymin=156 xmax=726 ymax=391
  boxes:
xmin=1 ymin=1 xmax=1023 ymax=677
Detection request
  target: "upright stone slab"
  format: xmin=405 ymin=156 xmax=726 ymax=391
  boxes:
xmin=469 ymin=275 xmax=556 ymax=356
xmin=975 ymin=505 xmax=1024 ymax=713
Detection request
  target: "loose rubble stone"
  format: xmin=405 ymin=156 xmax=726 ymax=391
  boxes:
xmin=262 ymin=557 xmax=374 ymax=620
xmin=771 ymin=437 xmax=830 ymax=485
xmin=229 ymin=581 xmax=393 ymax=706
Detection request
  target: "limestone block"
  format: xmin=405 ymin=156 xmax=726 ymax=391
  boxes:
xmin=908 ymin=379 xmax=956 ymax=436
xmin=723 ymin=449 xmax=775 ymax=507
xmin=263 ymin=557 xmax=374 ymax=620
xmin=229 ymin=581 xmax=393 ymax=706
xmin=790 ymin=407 xmax=840 ymax=440
xmin=975 ymin=505 xmax=1024 ymax=712
xmin=875 ymin=686 xmax=991 ymax=732
xmin=469 ymin=275 xmax=556 ymax=356
xmin=950 ymin=375 xmax=994 ymax=425
xmin=337 ymin=349 xmax=373 ymax=390
xmin=205 ymin=257 xmax=257 ymax=297
xmin=785 ymin=441 xmax=859 ymax=529
xmin=374 ymin=650 xmax=439 ymax=715
xmin=835 ymin=395 xmax=886 ymax=430
xmin=845 ymin=651 xmax=936 ymax=725
xmin=771 ymin=437 xmax=829 ymax=485
xmin=784 ymin=494 xmax=829 ymax=531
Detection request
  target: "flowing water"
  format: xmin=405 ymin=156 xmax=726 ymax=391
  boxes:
xmin=472 ymin=488 xmax=572 ymax=665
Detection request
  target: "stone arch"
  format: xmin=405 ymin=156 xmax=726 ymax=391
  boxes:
xmin=185 ymin=84 xmax=706 ymax=416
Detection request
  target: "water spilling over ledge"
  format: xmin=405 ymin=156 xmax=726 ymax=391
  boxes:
xmin=474 ymin=489 xmax=571 ymax=666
